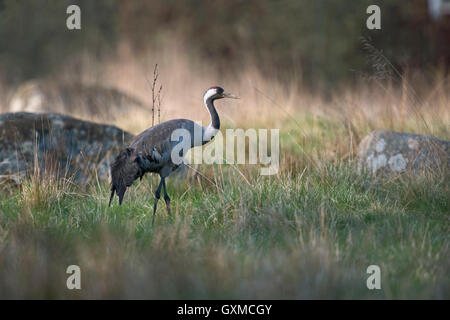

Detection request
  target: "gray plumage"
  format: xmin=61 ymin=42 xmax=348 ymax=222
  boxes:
xmin=109 ymin=86 xmax=239 ymax=224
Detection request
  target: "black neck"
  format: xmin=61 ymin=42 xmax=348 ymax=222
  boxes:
xmin=205 ymin=97 xmax=220 ymax=130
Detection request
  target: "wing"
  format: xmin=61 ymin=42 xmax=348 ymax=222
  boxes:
xmin=130 ymin=119 xmax=200 ymax=161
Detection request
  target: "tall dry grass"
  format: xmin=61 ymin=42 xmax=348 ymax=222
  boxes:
xmin=45 ymin=39 xmax=449 ymax=145
xmin=1 ymin=39 xmax=447 ymax=195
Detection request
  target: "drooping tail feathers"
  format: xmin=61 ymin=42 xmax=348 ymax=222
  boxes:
xmin=109 ymin=147 xmax=141 ymax=206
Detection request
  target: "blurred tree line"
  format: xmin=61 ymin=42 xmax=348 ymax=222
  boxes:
xmin=0 ymin=0 xmax=448 ymax=88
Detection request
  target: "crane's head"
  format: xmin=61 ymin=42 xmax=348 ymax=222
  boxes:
xmin=204 ymin=86 xmax=239 ymax=101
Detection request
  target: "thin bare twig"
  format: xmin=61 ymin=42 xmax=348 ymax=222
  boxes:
xmin=151 ymin=64 xmax=158 ymax=126
xmin=144 ymin=64 xmax=163 ymax=127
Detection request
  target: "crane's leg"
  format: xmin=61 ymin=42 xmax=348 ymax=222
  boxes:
xmin=108 ymin=186 xmax=115 ymax=207
xmin=152 ymin=178 xmax=164 ymax=225
xmin=162 ymin=178 xmax=171 ymax=216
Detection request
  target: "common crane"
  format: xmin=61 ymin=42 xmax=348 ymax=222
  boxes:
xmin=109 ymin=86 xmax=239 ymax=224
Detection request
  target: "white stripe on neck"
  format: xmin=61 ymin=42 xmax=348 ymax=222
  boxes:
xmin=203 ymin=124 xmax=218 ymax=142
xmin=202 ymin=88 xmax=220 ymax=142
xmin=203 ymin=89 xmax=217 ymax=104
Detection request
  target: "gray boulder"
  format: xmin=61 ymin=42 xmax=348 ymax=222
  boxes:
xmin=0 ymin=112 xmax=134 ymax=184
xmin=357 ymin=130 xmax=449 ymax=175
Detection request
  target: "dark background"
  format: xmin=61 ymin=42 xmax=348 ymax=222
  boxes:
xmin=0 ymin=0 xmax=449 ymax=89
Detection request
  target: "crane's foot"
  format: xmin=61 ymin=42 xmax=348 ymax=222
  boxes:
xmin=164 ymin=197 xmax=171 ymax=216
xmin=152 ymin=179 xmax=164 ymax=226
xmin=166 ymin=205 xmax=171 ymax=216
xmin=152 ymin=199 xmax=158 ymax=226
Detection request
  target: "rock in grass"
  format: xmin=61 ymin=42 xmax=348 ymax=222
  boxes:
xmin=357 ymin=130 xmax=449 ymax=175
xmin=0 ymin=112 xmax=134 ymax=184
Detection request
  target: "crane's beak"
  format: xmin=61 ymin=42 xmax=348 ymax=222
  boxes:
xmin=222 ymin=92 xmax=240 ymax=99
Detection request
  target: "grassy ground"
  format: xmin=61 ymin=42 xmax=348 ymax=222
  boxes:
xmin=0 ymin=47 xmax=449 ymax=298
xmin=0 ymin=110 xmax=448 ymax=299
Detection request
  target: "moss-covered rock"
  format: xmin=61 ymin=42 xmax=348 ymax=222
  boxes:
xmin=0 ymin=112 xmax=134 ymax=183
xmin=357 ymin=130 xmax=449 ymax=175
